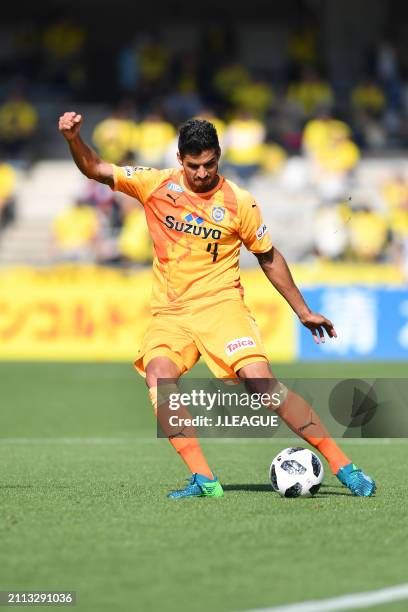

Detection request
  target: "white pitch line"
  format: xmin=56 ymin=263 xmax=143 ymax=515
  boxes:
xmin=0 ymin=437 xmax=154 ymax=445
xmin=0 ymin=437 xmax=276 ymax=446
xmin=246 ymin=583 xmax=408 ymax=612
xmin=0 ymin=437 xmax=291 ymax=448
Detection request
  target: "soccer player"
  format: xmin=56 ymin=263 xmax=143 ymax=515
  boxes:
xmin=59 ymin=112 xmax=376 ymax=498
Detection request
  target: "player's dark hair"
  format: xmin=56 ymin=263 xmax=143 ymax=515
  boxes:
xmin=178 ymin=119 xmax=221 ymax=158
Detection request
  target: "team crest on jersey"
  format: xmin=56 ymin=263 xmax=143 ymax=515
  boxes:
xmin=211 ymin=206 xmax=225 ymax=223
xmin=167 ymin=182 xmax=184 ymax=193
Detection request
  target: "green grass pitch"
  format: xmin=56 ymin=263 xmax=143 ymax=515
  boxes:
xmin=1 ymin=361 xmax=407 ymax=611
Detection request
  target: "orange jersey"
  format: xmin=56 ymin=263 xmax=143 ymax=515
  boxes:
xmin=112 ymin=165 xmax=272 ymax=313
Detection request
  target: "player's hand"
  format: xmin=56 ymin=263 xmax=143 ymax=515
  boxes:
xmin=298 ymin=311 xmax=337 ymax=344
xmin=58 ymin=112 xmax=82 ymax=141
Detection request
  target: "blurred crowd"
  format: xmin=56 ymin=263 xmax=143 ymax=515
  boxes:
xmin=49 ymin=112 xmax=408 ymax=275
xmin=51 ymin=178 xmax=151 ymax=266
xmin=1 ymin=15 xmax=408 ymax=272
xmin=2 ymin=17 xmax=408 ymax=155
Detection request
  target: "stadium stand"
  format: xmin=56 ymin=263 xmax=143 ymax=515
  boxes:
xmin=1 ymin=2 xmax=408 ymax=274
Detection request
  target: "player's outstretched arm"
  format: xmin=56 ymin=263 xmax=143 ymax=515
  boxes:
xmin=58 ymin=112 xmax=114 ymax=187
xmin=255 ymin=247 xmax=337 ymax=344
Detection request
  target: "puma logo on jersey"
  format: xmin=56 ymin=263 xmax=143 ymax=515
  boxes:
xmin=166 ymin=193 xmax=180 ymax=205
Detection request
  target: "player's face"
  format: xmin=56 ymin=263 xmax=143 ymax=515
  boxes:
xmin=178 ymin=149 xmax=220 ymax=193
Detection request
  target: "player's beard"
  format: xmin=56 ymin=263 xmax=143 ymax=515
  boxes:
xmin=193 ymin=175 xmax=219 ymax=192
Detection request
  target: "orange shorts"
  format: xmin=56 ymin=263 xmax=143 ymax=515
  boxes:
xmin=134 ymin=299 xmax=268 ymax=378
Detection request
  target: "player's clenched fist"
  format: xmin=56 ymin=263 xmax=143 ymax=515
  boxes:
xmin=58 ymin=112 xmax=82 ymax=140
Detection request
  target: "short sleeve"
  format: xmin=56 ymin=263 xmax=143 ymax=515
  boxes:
xmin=111 ymin=165 xmax=171 ymax=205
xmin=238 ymin=191 xmax=272 ymax=253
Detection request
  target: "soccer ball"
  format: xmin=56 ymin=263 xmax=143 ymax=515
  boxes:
xmin=269 ymin=447 xmax=324 ymax=498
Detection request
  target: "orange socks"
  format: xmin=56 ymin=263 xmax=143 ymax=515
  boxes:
xmin=151 ymin=382 xmax=349 ymax=478
xmin=308 ymin=437 xmax=350 ymax=475
xmin=149 ymin=385 xmax=214 ymax=479
xmin=169 ymin=436 xmax=214 ymax=479
xmin=276 ymin=390 xmax=350 ymax=474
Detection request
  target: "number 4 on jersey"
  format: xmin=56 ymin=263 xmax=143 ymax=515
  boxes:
xmin=207 ymin=242 xmax=219 ymax=262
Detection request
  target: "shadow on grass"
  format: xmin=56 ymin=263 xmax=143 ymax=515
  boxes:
xmin=316 ymin=490 xmax=350 ymax=496
xmin=223 ymin=483 xmax=272 ymax=492
xmin=223 ymin=483 xmax=350 ymax=496
xmin=317 ymin=484 xmax=350 ymax=496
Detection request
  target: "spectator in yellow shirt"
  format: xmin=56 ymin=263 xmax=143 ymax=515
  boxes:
xmin=381 ymin=174 xmax=408 ymax=211
xmin=213 ymin=62 xmax=250 ymax=106
xmin=223 ymin=112 xmax=266 ymax=182
xmin=0 ymin=161 xmax=17 ymax=228
xmin=42 ymin=19 xmax=86 ymax=91
xmin=303 ymin=117 xmax=359 ymax=200
xmin=381 ymin=174 xmax=408 ymax=242
xmin=135 ymin=112 xmax=175 ymax=168
xmin=302 ymin=114 xmax=351 ymax=157
xmin=351 ymin=78 xmax=386 ymax=117
xmin=316 ymin=132 xmax=360 ymax=174
xmin=0 ymin=94 xmax=38 ymax=158
xmin=288 ymin=26 xmax=318 ymax=67
xmin=287 ymin=68 xmax=334 ymax=118
xmin=118 ymin=205 xmax=152 ymax=265
xmin=52 ymin=200 xmax=99 ymax=261
xmin=43 ymin=19 xmax=85 ymax=62
xmin=139 ymin=34 xmax=171 ymax=87
xmin=349 ymin=207 xmax=388 ymax=261
xmin=231 ymin=78 xmax=274 ymax=118
xmin=92 ymin=107 xmax=136 ymax=165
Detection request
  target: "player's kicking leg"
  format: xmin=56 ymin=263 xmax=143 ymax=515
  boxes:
xmin=238 ymin=362 xmax=376 ymax=497
xmin=145 ymin=357 xmax=223 ymax=499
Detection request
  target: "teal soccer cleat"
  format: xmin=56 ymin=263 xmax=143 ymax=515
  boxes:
xmin=336 ymin=463 xmax=376 ymax=497
xmin=167 ymin=473 xmax=224 ymax=499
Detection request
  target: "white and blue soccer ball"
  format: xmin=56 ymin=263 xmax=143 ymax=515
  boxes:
xmin=269 ymin=447 xmax=324 ymax=498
